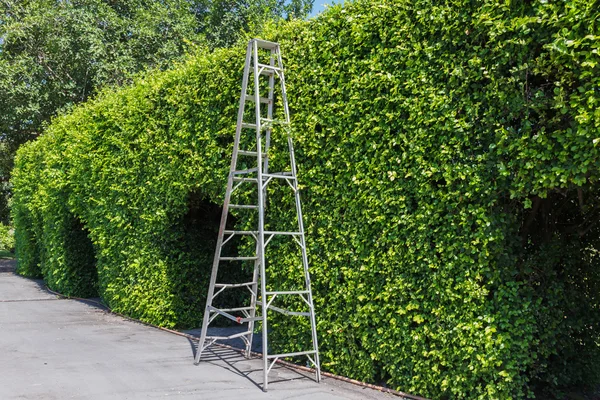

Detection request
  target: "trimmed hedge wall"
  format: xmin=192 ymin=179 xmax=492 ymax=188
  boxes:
xmin=12 ymin=0 xmax=600 ymax=398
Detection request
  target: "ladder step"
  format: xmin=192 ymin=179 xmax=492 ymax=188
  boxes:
xmin=266 ymin=350 xmax=317 ymax=359
xmin=266 ymin=290 xmax=309 ymax=295
xmin=254 ymin=39 xmax=279 ymax=50
xmin=259 ymin=69 xmax=275 ymax=77
xmin=219 ymin=256 xmax=259 ymax=261
xmin=229 ymin=204 xmax=259 ymax=209
xmin=263 ymin=173 xmax=294 ymax=179
xmin=238 ymin=150 xmax=258 ymax=157
xmin=215 ymin=282 xmax=257 ymax=288
xmin=245 ymin=95 xmax=270 ymax=104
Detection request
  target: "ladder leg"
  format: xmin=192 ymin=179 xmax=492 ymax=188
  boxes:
xmin=278 ymin=47 xmax=322 ymax=382
xmin=245 ymin=252 xmax=260 ymax=358
xmin=252 ymin=39 xmax=270 ymax=393
xmin=195 ymin=41 xmax=253 ymax=365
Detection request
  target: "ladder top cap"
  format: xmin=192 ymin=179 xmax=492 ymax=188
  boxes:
xmin=252 ymin=39 xmax=279 ymax=50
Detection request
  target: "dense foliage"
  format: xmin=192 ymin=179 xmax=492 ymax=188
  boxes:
xmin=12 ymin=0 xmax=600 ymax=398
xmin=0 ymin=222 xmax=14 ymax=252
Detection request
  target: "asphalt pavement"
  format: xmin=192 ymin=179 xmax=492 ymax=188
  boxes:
xmin=0 ymin=259 xmax=398 ymax=400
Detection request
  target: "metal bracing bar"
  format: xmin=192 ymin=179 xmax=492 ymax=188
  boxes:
xmin=199 ymin=338 xmax=217 ymax=353
xmin=264 ymin=234 xmax=275 ymax=248
xmin=261 ymin=176 xmax=273 ymax=190
xmin=266 ymin=350 xmax=317 ymax=359
xmin=299 ymin=293 xmax=311 ymax=308
xmin=269 ymin=305 xmax=310 ymax=317
xmin=267 ymin=358 xmax=279 ymax=374
xmin=208 ymin=306 xmax=261 ymax=324
xmin=266 ymin=294 xmax=277 ymax=309
xmin=211 ymin=286 xmax=227 ymax=300
xmin=293 ymin=235 xmax=304 ymax=249
xmin=206 ymin=330 xmax=253 ymax=340
xmin=285 ymin=178 xmax=297 ymax=192
xmin=257 ymin=62 xmax=282 ymax=72
xmin=221 ymin=233 xmax=236 ymax=247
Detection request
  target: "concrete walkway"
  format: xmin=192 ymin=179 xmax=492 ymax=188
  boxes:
xmin=0 ymin=259 xmax=397 ymax=400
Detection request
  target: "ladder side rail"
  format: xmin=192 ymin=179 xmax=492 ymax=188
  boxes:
xmin=252 ymin=39 xmax=270 ymax=392
xmin=246 ymin=45 xmax=277 ymax=359
xmin=194 ymin=41 xmax=253 ymax=365
xmin=276 ymin=48 xmax=322 ymax=382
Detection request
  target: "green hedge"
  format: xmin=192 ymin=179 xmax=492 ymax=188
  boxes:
xmin=12 ymin=0 xmax=600 ymax=398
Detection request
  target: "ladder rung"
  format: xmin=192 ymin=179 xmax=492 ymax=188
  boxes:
xmin=245 ymin=95 xmax=270 ymax=104
xmin=263 ymin=173 xmax=294 ymax=180
xmin=265 ymin=231 xmax=302 ymax=236
xmin=229 ymin=204 xmax=259 ymax=209
xmin=223 ymin=230 xmax=303 ymax=236
xmin=266 ymin=350 xmax=316 ymax=359
xmin=241 ymin=123 xmax=257 ymax=129
xmin=269 ymin=305 xmax=310 ymax=317
xmin=216 ymin=306 xmax=254 ymax=312
xmin=219 ymin=256 xmax=258 ymax=261
xmin=224 ymin=230 xmax=256 ymax=235
xmin=254 ymin=39 xmax=278 ymax=50
xmin=232 ymin=177 xmax=258 ymax=183
xmin=266 ymin=290 xmax=309 ymax=295
xmin=214 ymin=282 xmax=257 ymax=288
xmin=232 ymin=168 xmax=258 ymax=175
xmin=238 ymin=150 xmax=258 ymax=157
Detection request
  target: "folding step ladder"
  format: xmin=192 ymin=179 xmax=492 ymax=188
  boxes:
xmin=193 ymin=38 xmax=321 ymax=391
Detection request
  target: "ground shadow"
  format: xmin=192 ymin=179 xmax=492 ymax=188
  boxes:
xmin=0 ymin=259 xmax=16 ymax=273
xmin=186 ymin=334 xmax=312 ymax=390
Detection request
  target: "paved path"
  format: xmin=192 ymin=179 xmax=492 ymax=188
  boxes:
xmin=0 ymin=259 xmax=397 ymax=400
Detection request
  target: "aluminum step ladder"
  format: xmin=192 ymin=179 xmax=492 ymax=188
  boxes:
xmin=193 ymin=38 xmax=321 ymax=391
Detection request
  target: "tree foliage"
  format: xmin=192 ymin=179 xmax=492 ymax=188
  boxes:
xmin=0 ymin=0 xmax=312 ymax=222
xmin=11 ymin=0 xmax=600 ymax=398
